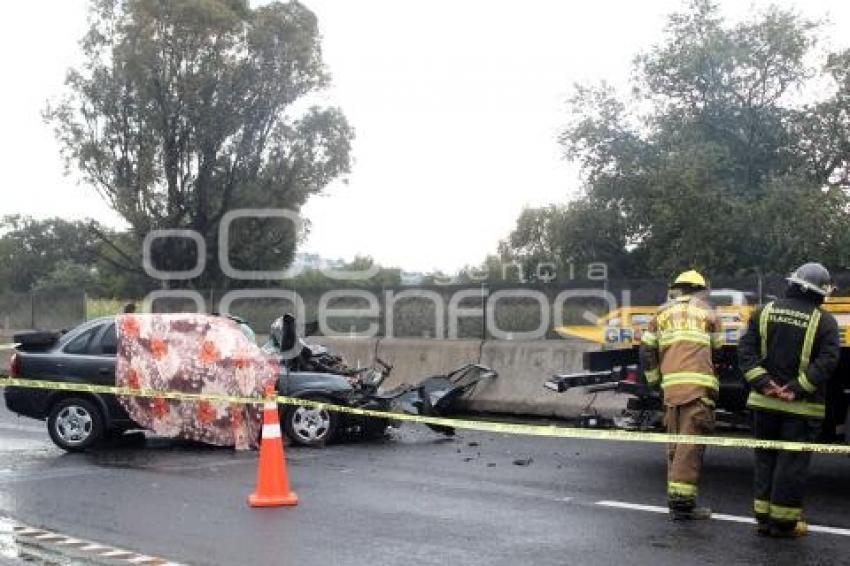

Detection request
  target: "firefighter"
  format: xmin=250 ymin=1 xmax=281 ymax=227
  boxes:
xmin=738 ymin=262 xmax=840 ymax=537
xmin=639 ymin=270 xmax=723 ymax=520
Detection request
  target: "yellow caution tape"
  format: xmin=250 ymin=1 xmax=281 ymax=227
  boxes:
xmin=2 ymin=376 xmax=850 ymax=454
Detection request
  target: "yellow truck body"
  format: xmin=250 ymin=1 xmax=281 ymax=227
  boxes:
xmin=555 ymin=297 xmax=850 ymax=348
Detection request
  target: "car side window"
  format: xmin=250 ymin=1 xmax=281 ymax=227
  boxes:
xmin=64 ymin=327 xmax=99 ymax=355
xmin=97 ymin=323 xmax=118 ymax=355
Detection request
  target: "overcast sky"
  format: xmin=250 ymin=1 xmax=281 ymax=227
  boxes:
xmin=2 ymin=0 xmax=849 ymax=273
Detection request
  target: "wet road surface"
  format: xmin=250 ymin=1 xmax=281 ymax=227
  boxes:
xmin=1 ymin=403 xmax=850 ymax=565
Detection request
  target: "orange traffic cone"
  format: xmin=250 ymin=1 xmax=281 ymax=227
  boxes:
xmin=248 ymin=386 xmax=298 ymax=507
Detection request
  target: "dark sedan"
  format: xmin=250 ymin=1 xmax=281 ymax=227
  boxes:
xmin=4 ymin=317 xmax=370 ymax=451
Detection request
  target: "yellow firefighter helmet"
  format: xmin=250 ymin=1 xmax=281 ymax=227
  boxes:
xmin=672 ymin=270 xmax=707 ymax=289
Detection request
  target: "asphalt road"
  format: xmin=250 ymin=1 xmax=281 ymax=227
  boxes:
xmin=1 ymin=403 xmax=850 ymax=566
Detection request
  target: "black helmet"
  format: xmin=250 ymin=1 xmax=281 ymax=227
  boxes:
xmin=786 ymin=263 xmax=834 ymax=297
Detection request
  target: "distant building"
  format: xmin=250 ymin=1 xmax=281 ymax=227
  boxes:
xmin=400 ymin=271 xmax=425 ymax=286
xmin=291 ymin=253 xmax=346 ymax=272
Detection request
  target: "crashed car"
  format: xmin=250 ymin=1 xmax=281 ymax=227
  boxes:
xmin=4 ymin=313 xmax=497 ymax=451
xmin=262 ymin=313 xmax=498 ymax=446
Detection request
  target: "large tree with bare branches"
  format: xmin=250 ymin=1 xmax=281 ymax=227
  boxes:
xmin=46 ymin=0 xmax=353 ymax=286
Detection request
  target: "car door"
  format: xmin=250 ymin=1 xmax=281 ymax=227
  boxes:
xmin=88 ymin=321 xmax=131 ymax=423
xmin=59 ymin=320 xmax=131 ymax=424
xmin=58 ymin=321 xmax=111 ymax=382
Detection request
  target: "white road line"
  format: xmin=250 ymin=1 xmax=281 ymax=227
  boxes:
xmin=806 ymin=524 xmax=850 ymax=536
xmin=33 ymin=533 xmax=64 ymax=540
xmin=13 ymin=528 xmax=44 ymax=536
xmin=595 ymin=500 xmax=850 ymax=536
xmin=100 ymin=549 xmax=135 ymax=558
xmin=709 ymin=513 xmax=756 ymax=525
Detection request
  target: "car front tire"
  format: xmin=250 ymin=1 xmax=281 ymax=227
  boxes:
xmin=282 ymin=396 xmax=339 ymax=448
xmin=47 ymin=397 xmax=105 ymax=452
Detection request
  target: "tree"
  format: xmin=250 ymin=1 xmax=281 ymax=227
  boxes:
xmin=286 ymin=255 xmax=402 ymax=289
xmin=0 ymin=215 xmax=153 ymax=296
xmin=0 ymin=216 xmax=99 ymax=292
xmin=498 ymin=201 xmax=632 ymax=281
xmin=46 ymin=0 xmax=354 ymax=287
xmin=33 ymin=261 xmax=104 ymax=295
xmin=502 ymin=0 xmax=850 ymax=279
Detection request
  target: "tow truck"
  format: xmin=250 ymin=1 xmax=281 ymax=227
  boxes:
xmin=545 ymin=292 xmax=850 ymax=440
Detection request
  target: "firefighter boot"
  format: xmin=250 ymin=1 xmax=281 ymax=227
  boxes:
xmin=671 ymin=506 xmax=712 ymax=521
xmin=669 ymin=497 xmax=711 ymax=520
xmin=770 ymin=521 xmax=808 ymax=538
xmin=754 ymin=500 xmax=771 ymax=536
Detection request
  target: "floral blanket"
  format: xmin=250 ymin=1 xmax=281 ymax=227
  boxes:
xmin=115 ymin=314 xmax=276 ymax=450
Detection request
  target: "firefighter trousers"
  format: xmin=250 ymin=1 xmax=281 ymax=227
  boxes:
xmin=665 ymin=398 xmax=715 ymax=510
xmin=753 ymin=410 xmax=820 ymax=532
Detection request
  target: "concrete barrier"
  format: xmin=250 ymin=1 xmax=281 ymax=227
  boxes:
xmin=312 ymin=337 xmax=380 ymax=373
xmin=471 ymin=340 xmax=625 ymax=419
xmin=315 ymin=337 xmax=626 ymax=420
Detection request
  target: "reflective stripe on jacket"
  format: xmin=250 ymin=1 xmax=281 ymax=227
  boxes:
xmin=639 ymin=294 xmax=722 ymax=406
xmin=738 ymin=297 xmax=840 ymax=419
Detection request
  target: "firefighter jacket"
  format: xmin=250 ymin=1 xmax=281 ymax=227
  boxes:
xmin=738 ymin=296 xmax=840 ymax=419
xmin=639 ymin=294 xmax=723 ymax=406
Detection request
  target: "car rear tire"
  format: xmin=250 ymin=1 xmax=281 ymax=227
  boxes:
xmin=282 ymin=396 xmax=339 ymax=448
xmin=47 ymin=398 xmax=104 ymax=452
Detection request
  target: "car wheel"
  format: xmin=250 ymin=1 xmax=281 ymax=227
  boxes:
xmin=47 ymin=398 xmax=104 ymax=452
xmin=283 ymin=396 xmax=338 ymax=447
